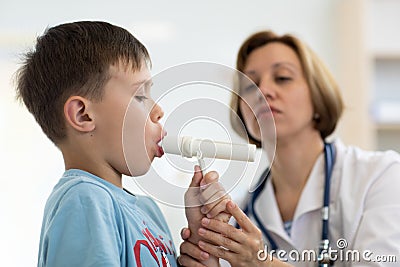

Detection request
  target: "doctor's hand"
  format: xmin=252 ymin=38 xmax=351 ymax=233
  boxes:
xmin=177 ymin=227 xmax=207 ymax=267
xmin=196 ymin=201 xmax=292 ymax=267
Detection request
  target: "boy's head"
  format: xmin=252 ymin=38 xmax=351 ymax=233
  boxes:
xmin=15 ymin=21 xmax=150 ymax=144
xmin=16 ymin=21 xmax=165 ymax=178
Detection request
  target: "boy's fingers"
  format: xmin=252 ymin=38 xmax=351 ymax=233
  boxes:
xmin=184 ymin=166 xmax=204 ymax=206
xmin=200 ymin=171 xmax=219 ymax=187
xmin=214 ymin=212 xmax=231 ymax=223
xmin=199 ymin=182 xmax=226 ymax=204
xmin=189 ymin=165 xmax=203 ymax=188
xmin=201 ymin=191 xmax=231 ymax=213
xmin=203 ymin=199 xmax=231 ymax=219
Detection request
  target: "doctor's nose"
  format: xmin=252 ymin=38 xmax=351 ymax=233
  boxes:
xmin=258 ymin=78 xmax=277 ymax=100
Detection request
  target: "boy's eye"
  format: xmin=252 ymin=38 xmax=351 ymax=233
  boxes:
xmin=135 ymin=95 xmax=148 ymax=102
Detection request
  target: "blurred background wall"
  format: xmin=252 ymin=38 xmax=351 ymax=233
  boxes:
xmin=1 ymin=0 xmax=399 ymax=265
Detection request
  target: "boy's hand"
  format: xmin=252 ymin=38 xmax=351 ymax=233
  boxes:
xmin=199 ymin=171 xmax=231 ymax=223
xmin=183 ymin=165 xmax=231 ymax=266
xmin=184 ymin=166 xmax=231 ymax=239
xmin=184 ymin=165 xmax=205 ymax=241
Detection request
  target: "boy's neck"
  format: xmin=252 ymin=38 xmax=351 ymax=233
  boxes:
xmin=60 ymin=143 xmax=123 ymax=188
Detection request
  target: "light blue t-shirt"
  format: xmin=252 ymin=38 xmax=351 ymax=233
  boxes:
xmin=38 ymin=169 xmax=177 ymax=267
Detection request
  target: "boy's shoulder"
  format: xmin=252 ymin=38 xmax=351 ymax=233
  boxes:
xmin=44 ymin=170 xmax=121 ymax=220
xmin=52 ymin=169 xmax=117 ymax=203
xmin=49 ymin=169 xmax=162 ymax=216
xmin=45 ymin=169 xmax=168 ymax=229
xmin=134 ymin=194 xmax=164 ymax=219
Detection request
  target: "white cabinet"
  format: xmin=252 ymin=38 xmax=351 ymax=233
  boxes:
xmin=367 ymin=0 xmax=400 ymax=152
xmin=336 ymin=0 xmax=400 ymax=152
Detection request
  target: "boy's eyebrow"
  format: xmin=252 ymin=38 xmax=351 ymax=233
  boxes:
xmin=131 ymin=79 xmax=152 ymax=89
xmin=132 ymin=78 xmax=151 ymax=87
xmin=131 ymin=79 xmax=153 ymax=94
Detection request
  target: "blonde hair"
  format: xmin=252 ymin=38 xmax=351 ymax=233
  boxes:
xmin=231 ymin=30 xmax=344 ymax=147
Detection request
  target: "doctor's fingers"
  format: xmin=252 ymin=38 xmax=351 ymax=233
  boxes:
xmin=200 ymin=217 xmax=249 ymax=245
xmin=177 ymin=253 xmax=207 ymax=267
xmin=179 ymin=240 xmax=209 ymax=264
xmin=201 ymin=219 xmax=264 ymax=257
xmin=227 ymin=201 xmax=261 ymax=233
xmin=180 ymin=227 xmax=191 ymax=240
xmin=197 ymin=240 xmax=261 ymax=266
xmin=197 ymin=226 xmax=242 ymax=254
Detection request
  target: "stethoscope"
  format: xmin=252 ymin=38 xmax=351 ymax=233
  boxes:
xmin=242 ymin=142 xmax=336 ymax=266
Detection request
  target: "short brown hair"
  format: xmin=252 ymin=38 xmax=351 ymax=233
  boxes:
xmin=15 ymin=21 xmax=150 ymax=144
xmin=231 ymin=30 xmax=344 ymax=146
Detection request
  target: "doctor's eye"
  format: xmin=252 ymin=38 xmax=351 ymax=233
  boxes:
xmin=240 ymin=83 xmax=258 ymax=95
xmin=275 ymin=76 xmax=292 ymax=84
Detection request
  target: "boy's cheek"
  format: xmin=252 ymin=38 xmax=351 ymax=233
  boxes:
xmin=122 ymin=135 xmax=152 ymax=177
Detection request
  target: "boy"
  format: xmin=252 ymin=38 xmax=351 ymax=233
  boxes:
xmin=16 ymin=21 xmax=227 ymax=267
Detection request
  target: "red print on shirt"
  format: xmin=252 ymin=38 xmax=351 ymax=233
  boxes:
xmin=134 ymin=224 xmax=175 ymax=267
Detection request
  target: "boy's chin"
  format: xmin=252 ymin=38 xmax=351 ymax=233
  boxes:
xmin=124 ymin=164 xmax=151 ymax=177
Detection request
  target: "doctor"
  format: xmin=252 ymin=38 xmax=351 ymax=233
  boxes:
xmin=178 ymin=30 xmax=400 ymax=266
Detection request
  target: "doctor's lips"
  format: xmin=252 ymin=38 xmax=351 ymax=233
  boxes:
xmin=256 ymin=106 xmax=281 ymax=118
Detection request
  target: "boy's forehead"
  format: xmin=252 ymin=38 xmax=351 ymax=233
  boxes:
xmin=109 ymin=62 xmax=151 ymax=83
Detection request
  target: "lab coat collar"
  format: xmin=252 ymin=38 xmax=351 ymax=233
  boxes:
xmin=293 ymin=153 xmax=325 ymax=221
xmin=254 ymin=178 xmax=292 ymax=244
xmin=253 ymin=149 xmax=326 ymax=246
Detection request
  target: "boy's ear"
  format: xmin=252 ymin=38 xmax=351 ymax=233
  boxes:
xmin=64 ymin=96 xmax=95 ymax=133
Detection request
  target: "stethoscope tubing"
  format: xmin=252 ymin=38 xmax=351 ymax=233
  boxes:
xmin=242 ymin=143 xmax=336 ymax=265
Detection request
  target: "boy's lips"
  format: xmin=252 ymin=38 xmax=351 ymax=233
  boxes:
xmin=156 ymin=145 xmax=164 ymax=157
xmin=155 ymin=133 xmax=166 ymax=157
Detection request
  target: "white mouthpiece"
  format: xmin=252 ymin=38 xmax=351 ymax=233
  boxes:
xmin=162 ymin=136 xmax=256 ymax=162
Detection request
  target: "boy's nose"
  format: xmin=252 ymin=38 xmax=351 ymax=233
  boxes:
xmin=150 ymin=102 xmax=164 ymax=122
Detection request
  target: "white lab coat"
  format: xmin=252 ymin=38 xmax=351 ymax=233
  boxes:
xmin=225 ymin=139 xmax=400 ymax=267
